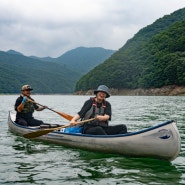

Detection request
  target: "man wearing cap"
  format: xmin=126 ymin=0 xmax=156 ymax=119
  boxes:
xmin=70 ymin=85 xmax=127 ymax=135
xmin=14 ymin=85 xmax=46 ymax=126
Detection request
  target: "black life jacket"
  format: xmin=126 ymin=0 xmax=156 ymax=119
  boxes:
xmin=83 ymin=97 xmax=108 ymax=127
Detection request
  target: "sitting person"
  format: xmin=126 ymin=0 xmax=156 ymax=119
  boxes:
xmin=14 ymin=85 xmax=46 ymax=127
xmin=70 ymin=85 xmax=127 ymax=135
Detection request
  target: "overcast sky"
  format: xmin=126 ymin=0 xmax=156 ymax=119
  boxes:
xmin=0 ymin=0 xmax=185 ymax=57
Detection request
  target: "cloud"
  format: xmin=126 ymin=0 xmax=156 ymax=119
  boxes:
xmin=0 ymin=0 xmax=185 ymax=57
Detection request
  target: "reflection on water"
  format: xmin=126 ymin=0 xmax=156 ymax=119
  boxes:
xmin=1 ymin=95 xmax=185 ymax=184
xmin=4 ymin=134 xmax=182 ymax=185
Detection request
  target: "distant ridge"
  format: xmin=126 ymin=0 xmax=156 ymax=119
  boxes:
xmin=6 ymin=50 xmax=23 ymax=56
xmin=54 ymin=47 xmax=116 ymax=74
xmin=30 ymin=47 xmax=116 ymax=75
xmin=0 ymin=47 xmax=115 ymax=93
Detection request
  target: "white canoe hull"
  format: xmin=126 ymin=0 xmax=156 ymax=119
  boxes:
xmin=8 ymin=112 xmax=181 ymax=161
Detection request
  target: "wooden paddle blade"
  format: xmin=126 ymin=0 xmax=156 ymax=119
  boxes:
xmin=23 ymin=129 xmax=55 ymax=139
xmin=56 ymin=111 xmax=73 ymax=121
xmin=23 ymin=118 xmax=96 ymax=139
xmin=23 ymin=124 xmax=68 ymax=139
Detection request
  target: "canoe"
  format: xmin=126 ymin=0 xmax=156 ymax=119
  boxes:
xmin=8 ymin=111 xmax=181 ymax=161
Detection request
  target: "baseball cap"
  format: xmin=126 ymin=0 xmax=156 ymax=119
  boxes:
xmin=21 ymin=85 xmax=33 ymax=91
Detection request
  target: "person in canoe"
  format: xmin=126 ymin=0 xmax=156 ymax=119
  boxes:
xmin=14 ymin=85 xmax=47 ymax=126
xmin=70 ymin=85 xmax=127 ymax=135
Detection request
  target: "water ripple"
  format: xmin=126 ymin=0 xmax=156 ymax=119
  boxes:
xmin=0 ymin=95 xmax=185 ymax=185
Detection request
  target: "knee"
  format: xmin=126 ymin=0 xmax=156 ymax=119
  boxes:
xmin=120 ymin=124 xmax=127 ymax=133
xmin=17 ymin=119 xmax=28 ymax=126
xmin=94 ymin=126 xmax=107 ymax=135
xmin=86 ymin=126 xmax=106 ymax=135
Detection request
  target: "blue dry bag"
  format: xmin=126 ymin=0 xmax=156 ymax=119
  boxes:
xmin=64 ymin=126 xmax=82 ymax=133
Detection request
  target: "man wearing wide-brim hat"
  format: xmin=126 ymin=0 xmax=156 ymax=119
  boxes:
xmin=70 ymin=85 xmax=127 ymax=135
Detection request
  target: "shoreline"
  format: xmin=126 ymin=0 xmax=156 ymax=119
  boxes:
xmin=75 ymin=85 xmax=185 ymax=96
xmin=1 ymin=85 xmax=185 ymax=96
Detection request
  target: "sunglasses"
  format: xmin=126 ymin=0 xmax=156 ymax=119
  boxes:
xmin=23 ymin=89 xmax=31 ymax=92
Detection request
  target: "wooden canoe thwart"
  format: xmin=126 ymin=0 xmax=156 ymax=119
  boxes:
xmin=7 ymin=111 xmax=181 ymax=161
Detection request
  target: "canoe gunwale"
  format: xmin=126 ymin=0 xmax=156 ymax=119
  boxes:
xmin=8 ymin=111 xmax=175 ymax=138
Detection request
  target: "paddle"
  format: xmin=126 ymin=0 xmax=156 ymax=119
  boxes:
xmin=23 ymin=118 xmax=96 ymax=139
xmin=27 ymin=98 xmax=73 ymax=121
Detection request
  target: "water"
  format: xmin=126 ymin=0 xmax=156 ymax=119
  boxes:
xmin=0 ymin=95 xmax=185 ymax=185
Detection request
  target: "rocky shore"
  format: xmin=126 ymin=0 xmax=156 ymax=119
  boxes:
xmin=75 ymin=85 xmax=185 ymax=96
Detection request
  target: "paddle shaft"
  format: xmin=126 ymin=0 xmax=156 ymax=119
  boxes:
xmin=27 ymin=98 xmax=73 ymax=121
xmin=48 ymin=117 xmax=96 ymax=131
xmin=34 ymin=101 xmax=62 ymax=114
xmin=23 ymin=118 xmax=96 ymax=139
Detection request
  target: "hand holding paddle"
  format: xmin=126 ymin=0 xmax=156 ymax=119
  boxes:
xmin=23 ymin=118 xmax=96 ymax=139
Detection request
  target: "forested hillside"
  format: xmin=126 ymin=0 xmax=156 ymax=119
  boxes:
xmin=0 ymin=47 xmax=114 ymax=93
xmin=0 ymin=51 xmax=79 ymax=93
xmin=76 ymin=8 xmax=185 ymax=91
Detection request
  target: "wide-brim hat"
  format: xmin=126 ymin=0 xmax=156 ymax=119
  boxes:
xmin=21 ymin=85 xmax=33 ymax=91
xmin=94 ymin=85 xmax=110 ymax=98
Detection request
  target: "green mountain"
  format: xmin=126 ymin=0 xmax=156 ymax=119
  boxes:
xmin=32 ymin=47 xmax=115 ymax=75
xmin=54 ymin=47 xmax=115 ymax=75
xmin=75 ymin=8 xmax=185 ymax=91
xmin=0 ymin=51 xmax=79 ymax=93
xmin=0 ymin=47 xmax=115 ymax=93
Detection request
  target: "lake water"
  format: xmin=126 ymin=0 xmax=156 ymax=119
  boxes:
xmin=0 ymin=95 xmax=185 ymax=185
